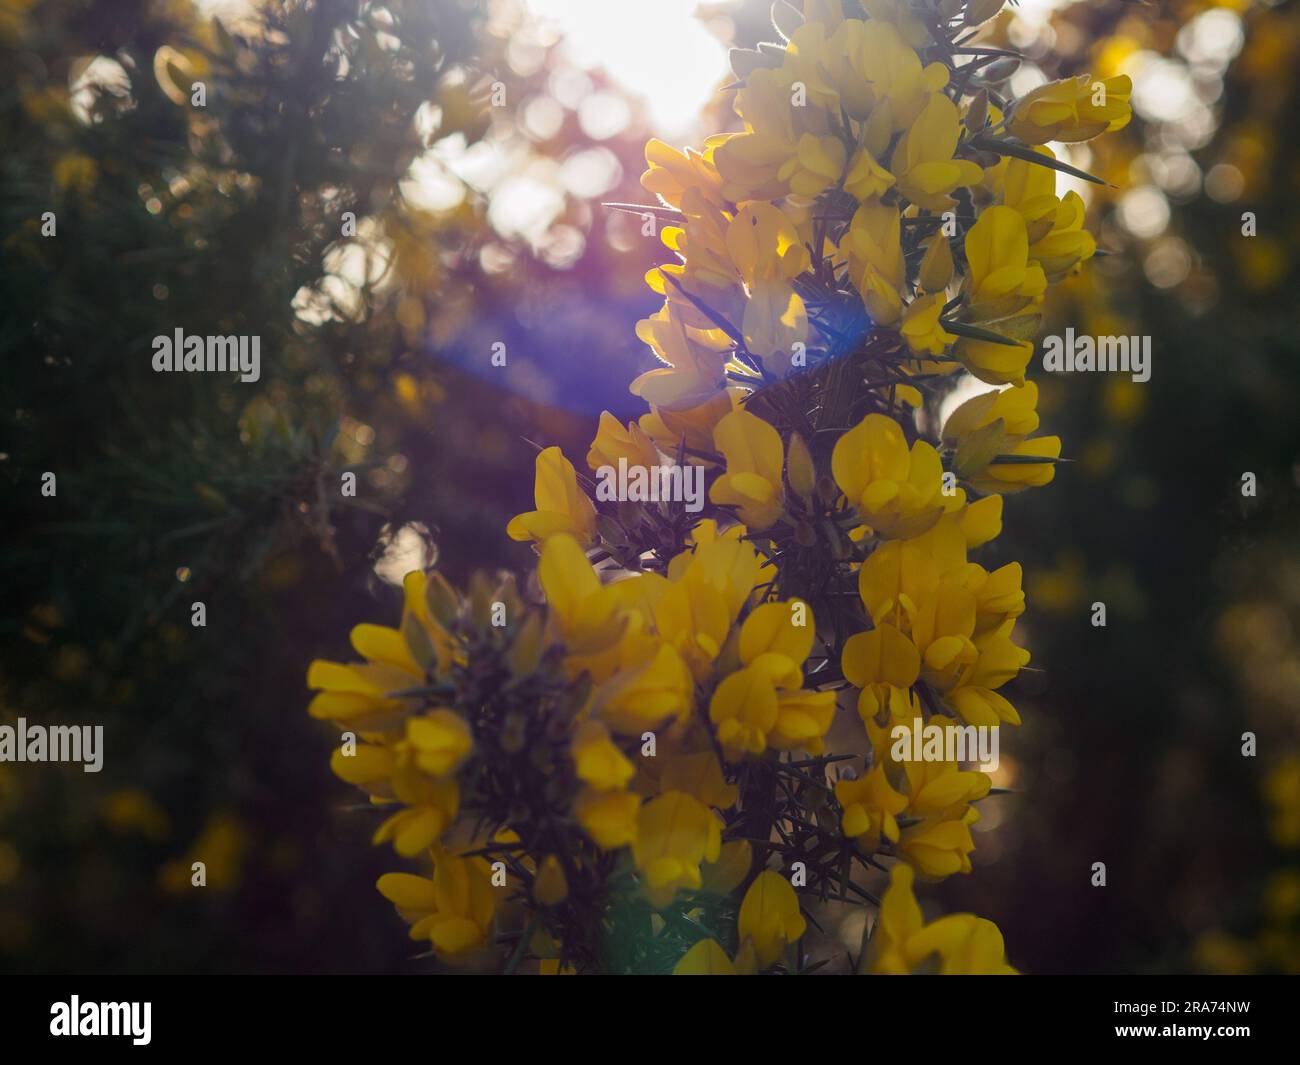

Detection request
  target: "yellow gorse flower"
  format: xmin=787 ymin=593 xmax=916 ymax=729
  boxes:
xmin=1007 ymin=74 xmax=1133 ymax=145
xmin=890 ymin=92 xmax=984 ymax=211
xmin=942 ymin=380 xmax=1062 ymax=493
xmin=587 ymin=411 xmax=662 ymax=472
xmin=709 ymin=408 xmax=787 ymax=531
xmin=672 ymin=937 xmax=742 ymax=975
xmin=836 ymin=763 xmax=908 ymax=847
xmin=377 ymin=852 xmax=497 ymax=961
xmin=865 ymin=864 xmax=1016 ymax=974
xmin=507 ymin=446 xmax=598 ymax=547
xmin=832 ymin=413 xmax=946 ymax=538
xmin=633 ymin=790 xmax=723 ymax=909
xmin=738 ymin=870 xmax=807 ymax=967
xmin=571 ymin=720 xmax=636 ymax=792
xmin=709 ymin=599 xmax=834 ymax=756
xmin=842 ymin=201 xmax=906 ymax=325
xmin=964 ymin=205 xmax=1047 ymax=322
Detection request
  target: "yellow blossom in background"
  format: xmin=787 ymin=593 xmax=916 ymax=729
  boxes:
xmin=574 ymin=788 xmax=640 ymax=850
xmin=1266 ymin=757 xmax=1300 ymax=849
xmin=633 ymin=790 xmax=722 ymax=908
xmin=159 ymin=813 xmax=245 ymax=893
xmin=571 ymin=721 xmax=636 ymax=792
xmin=53 ymin=153 xmax=97 ymax=196
xmin=101 ymin=789 xmax=170 ymax=841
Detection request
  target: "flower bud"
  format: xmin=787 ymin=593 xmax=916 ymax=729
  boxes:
xmin=534 ymin=855 xmax=569 ymax=907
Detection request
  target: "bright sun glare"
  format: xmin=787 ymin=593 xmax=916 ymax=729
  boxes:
xmin=522 ymin=0 xmax=729 ymax=135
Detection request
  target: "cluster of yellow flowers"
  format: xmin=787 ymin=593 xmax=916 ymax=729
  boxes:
xmin=309 ymin=0 xmax=1130 ymax=973
xmin=1195 ymin=756 xmax=1300 ymax=975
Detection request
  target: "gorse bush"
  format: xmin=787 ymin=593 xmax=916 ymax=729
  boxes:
xmin=308 ymin=0 xmax=1131 ymax=975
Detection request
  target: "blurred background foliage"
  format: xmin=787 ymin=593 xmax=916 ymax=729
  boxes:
xmin=1 ymin=0 xmax=1297 ymax=973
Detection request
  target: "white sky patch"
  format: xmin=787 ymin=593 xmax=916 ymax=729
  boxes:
xmin=1118 ymin=185 xmax=1171 ymax=240
xmin=1127 ymin=52 xmax=1200 ymax=125
xmin=936 ymin=375 xmax=1008 ymax=430
xmin=1006 ymin=0 xmax=1071 ymax=31
xmin=1124 ymin=50 xmax=1217 ymax=149
xmin=372 ymin=523 xmax=438 ymax=586
xmin=488 ymin=166 xmax=567 ymax=244
xmin=1049 ymin=141 xmax=1095 ymax=207
xmin=1006 ymin=0 xmax=1069 ymax=49
xmin=1177 ymin=8 xmax=1244 ymax=77
xmin=522 ymin=0 xmax=729 ymax=135
xmin=70 ymin=55 xmax=131 ymax=123
xmin=401 ymin=154 xmax=467 ymax=213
